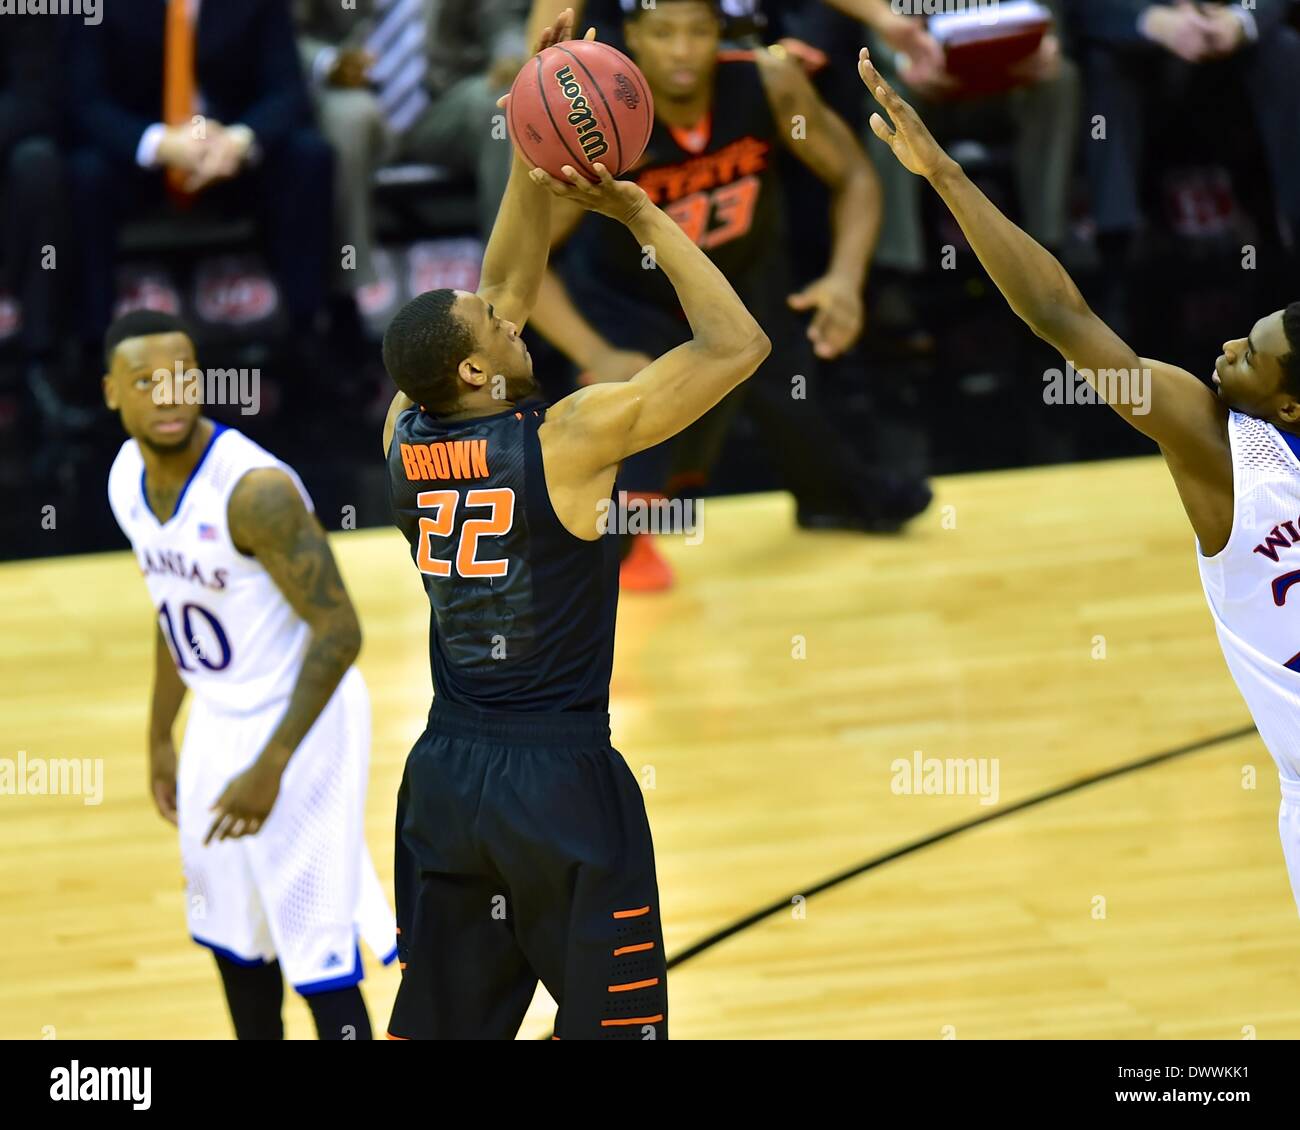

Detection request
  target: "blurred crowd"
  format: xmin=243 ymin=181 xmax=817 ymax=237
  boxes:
xmin=1 ymin=0 xmax=1298 ymax=509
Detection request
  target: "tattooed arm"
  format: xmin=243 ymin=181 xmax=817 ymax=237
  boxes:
xmin=205 ymin=468 xmax=363 ymax=843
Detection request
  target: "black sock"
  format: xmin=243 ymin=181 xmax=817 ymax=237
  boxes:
xmin=214 ymin=954 xmax=285 ymax=1040
xmin=305 ymin=986 xmax=373 ymax=1040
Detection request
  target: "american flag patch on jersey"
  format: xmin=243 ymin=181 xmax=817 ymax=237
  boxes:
xmin=198 ymin=523 xmax=218 ymax=541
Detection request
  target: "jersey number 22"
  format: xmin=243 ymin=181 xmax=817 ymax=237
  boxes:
xmin=415 ymin=489 xmax=515 ymax=579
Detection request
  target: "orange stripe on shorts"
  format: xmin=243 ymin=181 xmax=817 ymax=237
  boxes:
xmin=600 ymin=1014 xmax=664 ymax=1027
xmin=613 ymin=942 xmax=655 ymax=956
xmin=608 ymin=977 xmax=660 ymax=993
xmin=612 ymin=905 xmax=650 ymax=919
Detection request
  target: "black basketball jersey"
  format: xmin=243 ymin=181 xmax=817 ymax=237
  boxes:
xmin=563 ymin=55 xmax=785 ymax=314
xmin=388 ymin=403 xmax=620 ymax=713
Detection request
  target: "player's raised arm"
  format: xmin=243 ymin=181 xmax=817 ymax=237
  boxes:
xmin=532 ymin=164 xmax=770 ymax=496
xmin=478 ymin=9 xmax=588 ymax=329
xmin=856 ymin=48 xmax=1226 ymax=461
xmin=383 ymin=8 xmax=587 ymax=454
xmin=206 ymin=469 xmax=363 ymax=844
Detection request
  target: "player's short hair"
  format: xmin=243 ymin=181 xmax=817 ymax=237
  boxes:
xmin=1283 ymin=302 xmax=1300 ymax=398
xmin=382 ymin=289 xmax=476 ymax=414
xmin=103 ymin=310 xmax=194 ymax=369
xmin=625 ymin=0 xmax=723 ymax=20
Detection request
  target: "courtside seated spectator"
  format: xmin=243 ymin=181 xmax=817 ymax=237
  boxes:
xmin=295 ymin=0 xmax=392 ymax=318
xmin=1070 ymin=0 xmax=1300 ymax=322
xmin=297 ymin=0 xmax=530 ymax=252
xmin=863 ymin=0 xmax=1078 ymax=331
xmin=66 ymin=0 xmax=333 ymax=352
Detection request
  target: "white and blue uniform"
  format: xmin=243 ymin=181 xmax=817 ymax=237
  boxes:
xmin=1198 ymin=410 xmax=1300 ymax=915
xmin=108 ymin=422 xmax=396 ymax=993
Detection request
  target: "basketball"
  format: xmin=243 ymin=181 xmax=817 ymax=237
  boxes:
xmin=506 ymin=39 xmax=654 ymax=181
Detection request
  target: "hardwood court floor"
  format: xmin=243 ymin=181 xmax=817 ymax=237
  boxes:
xmin=2 ymin=455 xmax=1297 ymax=1040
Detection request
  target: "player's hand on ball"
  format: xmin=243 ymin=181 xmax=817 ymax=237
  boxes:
xmin=859 ymin=47 xmax=950 ymax=179
xmin=498 ymin=12 xmax=596 ymax=113
xmin=150 ymin=737 xmax=178 ymax=826
xmin=788 ymin=275 xmax=865 ymax=360
xmin=533 ymin=7 xmax=597 ymax=54
xmin=205 ymin=759 xmax=282 ymax=844
xmin=529 ymin=163 xmax=648 ymax=224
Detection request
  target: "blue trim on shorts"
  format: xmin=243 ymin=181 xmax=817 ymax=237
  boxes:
xmin=192 ymin=935 xmax=272 ymax=967
xmin=380 ymin=944 xmax=399 ymax=966
xmin=294 ymin=942 xmax=364 ymax=996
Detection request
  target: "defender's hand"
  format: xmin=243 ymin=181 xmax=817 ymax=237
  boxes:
xmin=529 ymin=163 xmax=648 ymax=224
xmin=859 ymin=47 xmax=951 ymax=179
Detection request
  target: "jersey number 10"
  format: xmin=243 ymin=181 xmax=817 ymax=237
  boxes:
xmin=158 ymin=600 xmax=232 ymax=672
xmin=415 ymin=488 xmax=516 ymax=579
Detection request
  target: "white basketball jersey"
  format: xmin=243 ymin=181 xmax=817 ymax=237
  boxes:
xmin=1197 ymin=410 xmax=1300 ymax=785
xmin=108 ymin=423 xmax=314 ymax=716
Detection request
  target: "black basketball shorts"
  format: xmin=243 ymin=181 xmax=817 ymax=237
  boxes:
xmin=387 ymin=699 xmax=668 ymax=1040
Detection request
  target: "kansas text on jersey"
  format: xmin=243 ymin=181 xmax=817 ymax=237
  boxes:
xmin=107 ymin=424 xmax=316 ymax=715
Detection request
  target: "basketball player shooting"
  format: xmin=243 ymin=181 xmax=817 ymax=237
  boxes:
xmin=380 ymin=10 xmax=770 ymax=1040
xmin=859 ymin=47 xmax=1300 ymax=919
xmin=103 ymin=311 xmax=395 ymax=1039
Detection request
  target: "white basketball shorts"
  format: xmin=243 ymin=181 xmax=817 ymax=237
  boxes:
xmin=176 ymin=667 xmax=397 ymax=993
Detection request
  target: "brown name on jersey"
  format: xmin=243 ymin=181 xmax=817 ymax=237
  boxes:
xmin=399 ymin=440 xmax=490 ymax=481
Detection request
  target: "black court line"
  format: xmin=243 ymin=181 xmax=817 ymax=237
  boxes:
xmin=541 ymin=722 xmax=1259 ymax=1036
xmin=664 ymin=722 xmax=1259 ymax=968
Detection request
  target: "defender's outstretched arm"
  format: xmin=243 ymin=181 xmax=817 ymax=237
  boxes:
xmin=857 ymin=48 xmax=1226 ymax=462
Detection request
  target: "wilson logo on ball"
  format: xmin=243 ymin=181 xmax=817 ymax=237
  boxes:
xmin=555 ymin=64 xmax=609 ymax=163
xmin=507 ymin=40 xmax=653 ymax=178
